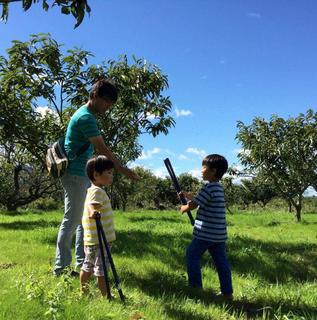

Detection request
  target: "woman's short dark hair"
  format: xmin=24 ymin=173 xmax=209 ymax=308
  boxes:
xmin=89 ymin=79 xmax=118 ymax=102
xmin=86 ymin=155 xmax=115 ymax=181
xmin=202 ymin=154 xmax=228 ymax=179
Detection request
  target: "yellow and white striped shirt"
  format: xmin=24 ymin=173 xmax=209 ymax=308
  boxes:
xmin=82 ymin=185 xmax=115 ymax=246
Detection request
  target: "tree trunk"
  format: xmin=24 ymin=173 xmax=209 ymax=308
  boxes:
xmin=288 ymin=201 xmax=292 ymax=213
xmin=292 ymin=195 xmax=302 ymax=222
xmin=294 ymin=205 xmax=301 ymax=222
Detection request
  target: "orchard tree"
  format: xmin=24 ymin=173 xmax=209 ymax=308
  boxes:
xmin=1 ymin=0 xmax=91 ymax=28
xmin=236 ymin=110 xmax=317 ymax=221
xmin=178 ymin=173 xmax=201 ymax=195
xmin=241 ymin=177 xmax=277 ymax=208
xmin=222 ymin=177 xmax=242 ymax=213
xmin=0 ymin=34 xmax=175 ymax=210
xmin=0 ymin=143 xmax=57 ymax=211
xmin=124 ymin=167 xmax=159 ymax=210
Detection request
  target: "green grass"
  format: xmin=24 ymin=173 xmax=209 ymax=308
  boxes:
xmin=0 ymin=209 xmax=316 ymax=320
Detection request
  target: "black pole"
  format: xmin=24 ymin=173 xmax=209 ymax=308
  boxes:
xmin=95 ymin=217 xmax=112 ymax=300
xmin=163 ymin=158 xmax=195 ymax=226
xmin=96 ymin=218 xmax=125 ymax=302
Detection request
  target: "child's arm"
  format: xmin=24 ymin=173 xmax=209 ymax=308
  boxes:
xmin=180 ymin=200 xmax=198 ymax=214
xmin=178 ymin=191 xmax=195 ymax=201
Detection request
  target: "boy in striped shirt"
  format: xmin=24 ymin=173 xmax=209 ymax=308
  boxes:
xmin=179 ymin=154 xmax=233 ymax=300
xmin=80 ymin=155 xmax=115 ymax=297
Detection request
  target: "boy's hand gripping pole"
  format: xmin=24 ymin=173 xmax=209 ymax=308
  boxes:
xmin=95 ymin=217 xmax=125 ymax=302
xmin=164 ymin=158 xmax=195 ymax=226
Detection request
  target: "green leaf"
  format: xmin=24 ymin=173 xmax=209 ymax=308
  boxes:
xmin=42 ymin=1 xmax=49 ymax=11
xmin=61 ymin=6 xmax=71 ymax=15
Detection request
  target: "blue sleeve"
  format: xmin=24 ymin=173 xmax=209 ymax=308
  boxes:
xmin=78 ymin=114 xmax=100 ymax=138
xmin=193 ymin=185 xmax=211 ymax=206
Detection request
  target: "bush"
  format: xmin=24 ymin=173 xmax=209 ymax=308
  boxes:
xmin=28 ymin=198 xmax=61 ymax=211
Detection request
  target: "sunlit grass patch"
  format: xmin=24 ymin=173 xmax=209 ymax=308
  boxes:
xmin=0 ymin=209 xmax=316 ymax=319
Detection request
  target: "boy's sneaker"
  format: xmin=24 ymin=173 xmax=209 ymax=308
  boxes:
xmin=69 ymin=270 xmax=80 ymax=277
xmin=53 ymin=269 xmax=79 ymax=278
xmin=216 ymin=292 xmax=233 ymax=301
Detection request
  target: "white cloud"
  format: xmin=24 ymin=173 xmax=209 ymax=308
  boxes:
xmin=138 ymin=147 xmax=161 ymax=160
xmin=186 ymin=147 xmax=206 ymax=158
xmin=188 ymin=169 xmax=202 ymax=180
xmin=153 ymin=167 xmax=168 ymax=178
xmin=35 ymin=106 xmax=56 ymax=117
xmin=304 ymin=187 xmax=317 ymax=197
xmin=234 ymin=148 xmax=251 ymax=157
xmin=146 ymin=112 xmax=158 ymax=120
xmin=175 ymin=108 xmax=192 ymax=117
xmin=178 ymin=154 xmax=188 ymax=160
xmin=163 ymin=149 xmax=176 ymax=157
xmin=247 ymin=12 xmax=261 ymax=19
xmin=232 ymin=176 xmax=252 ymax=185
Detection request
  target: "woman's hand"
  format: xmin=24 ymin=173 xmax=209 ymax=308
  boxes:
xmin=120 ymin=166 xmax=141 ymax=181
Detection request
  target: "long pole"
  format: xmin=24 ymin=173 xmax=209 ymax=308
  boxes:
xmin=96 ymin=218 xmax=125 ymax=302
xmin=95 ymin=217 xmax=112 ymax=300
xmin=164 ymin=158 xmax=195 ymax=226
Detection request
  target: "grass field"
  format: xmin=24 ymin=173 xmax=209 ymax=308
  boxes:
xmin=0 ymin=209 xmax=316 ymax=320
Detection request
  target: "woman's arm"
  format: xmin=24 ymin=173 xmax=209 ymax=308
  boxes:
xmin=89 ymin=135 xmax=140 ymax=181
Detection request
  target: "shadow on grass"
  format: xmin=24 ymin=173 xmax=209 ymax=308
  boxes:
xmin=0 ymin=210 xmax=42 ymax=216
xmin=228 ymin=235 xmax=317 ymax=283
xmin=123 ymin=269 xmax=317 ymax=320
xmin=41 ymin=218 xmax=317 ymax=285
xmin=0 ymin=219 xmax=60 ymax=230
xmin=128 ymin=216 xmax=182 ymax=224
xmin=115 ymin=229 xmax=189 ymax=270
xmin=115 ymin=229 xmax=317 ymax=284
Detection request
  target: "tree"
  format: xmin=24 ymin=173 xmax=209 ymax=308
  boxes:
xmin=123 ymin=167 xmax=159 ymax=210
xmin=0 ymin=34 xmax=175 ymax=210
xmin=178 ymin=173 xmax=201 ymax=195
xmin=241 ymin=177 xmax=277 ymax=208
xmin=222 ymin=177 xmax=241 ymax=213
xmin=236 ymin=110 xmax=317 ymax=221
xmin=0 ymin=0 xmax=91 ymax=28
xmin=0 ymin=144 xmax=57 ymax=211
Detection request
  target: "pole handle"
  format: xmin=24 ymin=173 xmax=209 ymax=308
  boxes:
xmin=164 ymin=158 xmax=195 ymax=226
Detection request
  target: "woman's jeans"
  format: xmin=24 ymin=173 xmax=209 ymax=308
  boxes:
xmin=54 ymin=173 xmax=90 ymax=275
xmin=186 ymin=238 xmax=233 ymax=294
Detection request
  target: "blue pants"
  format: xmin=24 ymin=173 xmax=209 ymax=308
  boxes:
xmin=186 ymin=238 xmax=233 ymax=294
xmin=54 ymin=172 xmax=90 ymax=275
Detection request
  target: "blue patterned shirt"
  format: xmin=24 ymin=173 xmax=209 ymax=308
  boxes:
xmin=193 ymin=182 xmax=228 ymax=242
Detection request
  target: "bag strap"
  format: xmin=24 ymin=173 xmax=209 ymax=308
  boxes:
xmin=75 ymin=141 xmax=91 ymax=157
xmin=59 ymin=136 xmax=91 ymax=159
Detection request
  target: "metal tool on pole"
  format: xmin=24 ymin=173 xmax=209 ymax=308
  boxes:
xmin=95 ymin=216 xmax=125 ymax=302
xmin=164 ymin=158 xmax=195 ymax=226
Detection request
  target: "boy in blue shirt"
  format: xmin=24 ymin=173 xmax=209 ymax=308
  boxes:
xmin=180 ymin=154 xmax=233 ymax=300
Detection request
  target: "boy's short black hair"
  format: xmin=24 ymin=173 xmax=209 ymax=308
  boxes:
xmin=89 ymin=79 xmax=118 ymax=102
xmin=86 ymin=155 xmax=115 ymax=181
xmin=202 ymin=154 xmax=228 ymax=179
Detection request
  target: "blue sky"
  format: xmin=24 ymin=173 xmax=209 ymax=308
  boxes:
xmin=1 ymin=1 xmax=317 ymax=179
